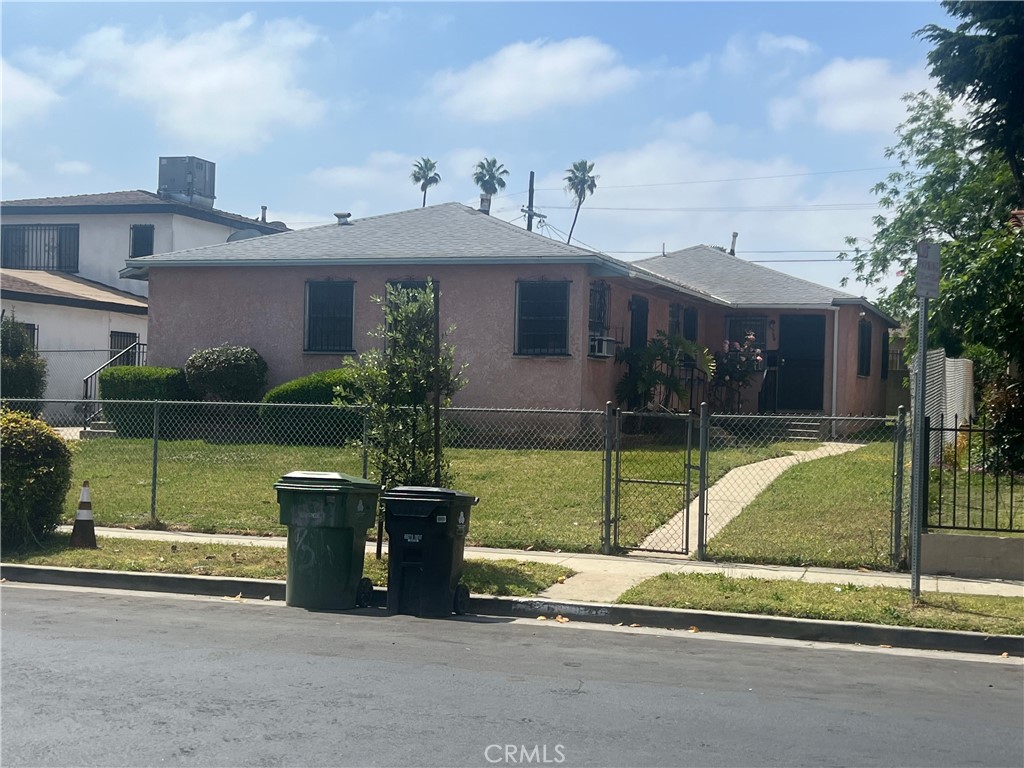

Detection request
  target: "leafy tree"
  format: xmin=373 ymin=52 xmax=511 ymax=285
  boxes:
xmin=615 ymin=331 xmax=714 ymax=412
xmin=839 ymin=91 xmax=1023 ymax=370
xmin=410 ymin=157 xmax=441 ymax=208
xmin=472 ymin=157 xmax=509 ymax=197
xmin=338 ymin=281 xmax=466 ymax=490
xmin=1 ymin=317 xmax=47 ymax=411
xmin=564 ymin=159 xmax=599 ymax=244
xmin=917 ymin=1 xmax=1024 ymax=204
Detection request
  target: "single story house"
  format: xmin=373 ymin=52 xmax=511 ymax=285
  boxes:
xmin=121 ymin=202 xmax=896 ymax=416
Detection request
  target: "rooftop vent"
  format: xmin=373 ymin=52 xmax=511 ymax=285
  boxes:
xmin=334 ymin=212 xmax=352 ymax=225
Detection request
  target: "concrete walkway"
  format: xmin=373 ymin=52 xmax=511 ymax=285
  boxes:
xmin=60 ymin=525 xmax=1024 ymax=601
xmin=639 ymin=442 xmax=864 ymax=551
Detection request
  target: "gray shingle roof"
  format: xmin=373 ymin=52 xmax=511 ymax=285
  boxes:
xmin=1 ymin=268 xmax=147 ymax=313
xmin=0 ymin=190 xmax=286 ymax=233
xmin=122 ymin=203 xmax=616 ymax=273
xmin=633 ymin=245 xmax=859 ymax=307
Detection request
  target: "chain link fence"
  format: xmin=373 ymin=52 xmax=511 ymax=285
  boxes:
xmin=5 ymin=400 xmax=609 ymax=552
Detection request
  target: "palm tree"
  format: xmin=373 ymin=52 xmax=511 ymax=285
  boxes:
xmin=410 ymin=157 xmax=441 ymax=208
xmin=472 ymin=157 xmax=509 ymax=197
xmin=564 ymin=160 xmax=598 ymax=244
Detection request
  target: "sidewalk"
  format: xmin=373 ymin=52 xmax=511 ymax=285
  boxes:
xmin=57 ymin=525 xmax=1024 ymax=601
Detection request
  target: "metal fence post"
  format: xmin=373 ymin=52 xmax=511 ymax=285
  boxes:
xmin=602 ymin=401 xmax=614 ymax=555
xmin=361 ymin=408 xmax=369 ymax=480
xmin=891 ymin=405 xmax=906 ymax=568
xmin=150 ymin=400 xmax=161 ymax=528
xmin=696 ymin=402 xmax=710 ymax=561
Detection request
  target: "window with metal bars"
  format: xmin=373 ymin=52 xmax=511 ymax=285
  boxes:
xmin=306 ymin=281 xmax=355 ymax=352
xmin=516 ymin=281 xmax=570 ymax=355
xmin=725 ymin=316 xmax=767 ymax=350
xmin=110 ymin=331 xmax=139 ymax=365
xmin=14 ymin=322 xmax=39 ymax=350
xmin=130 ymin=224 xmax=155 ymax=258
xmin=1 ymin=224 xmax=79 ymax=271
xmin=588 ymin=281 xmax=608 ymax=337
xmin=858 ymin=320 xmax=872 ymax=377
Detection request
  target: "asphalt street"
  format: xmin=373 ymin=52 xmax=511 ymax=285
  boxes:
xmin=2 ymin=584 xmax=1022 ymax=768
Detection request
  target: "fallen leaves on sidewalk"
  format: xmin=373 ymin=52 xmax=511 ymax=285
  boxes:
xmin=222 ymin=592 xmax=244 ymax=602
xmin=688 ymin=626 xmax=700 ymax=633
xmin=555 ymin=615 xmax=570 ymax=624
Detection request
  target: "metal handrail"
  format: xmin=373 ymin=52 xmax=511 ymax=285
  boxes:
xmin=81 ymin=342 xmax=148 ymax=428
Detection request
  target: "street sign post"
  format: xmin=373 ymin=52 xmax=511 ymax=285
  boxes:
xmin=910 ymin=241 xmax=939 ymax=601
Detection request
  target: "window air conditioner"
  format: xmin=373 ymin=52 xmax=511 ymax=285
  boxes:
xmin=589 ymin=335 xmax=616 ymax=358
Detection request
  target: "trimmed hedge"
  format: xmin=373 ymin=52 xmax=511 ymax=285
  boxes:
xmin=261 ymin=368 xmax=364 ymax=445
xmin=1 ymin=318 xmax=47 ymax=415
xmin=1 ymin=407 xmax=73 ymax=553
xmin=99 ymin=366 xmax=192 ymax=438
xmin=185 ymin=345 xmax=268 ymax=402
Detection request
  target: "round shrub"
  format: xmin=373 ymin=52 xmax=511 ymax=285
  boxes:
xmin=260 ymin=368 xmax=364 ymax=445
xmin=185 ymin=344 xmax=268 ymax=402
xmin=0 ymin=407 xmax=73 ymax=553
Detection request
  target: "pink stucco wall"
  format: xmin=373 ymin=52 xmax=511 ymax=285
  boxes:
xmin=146 ymin=264 xmax=889 ymax=414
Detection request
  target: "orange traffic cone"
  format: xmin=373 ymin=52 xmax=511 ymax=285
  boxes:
xmin=69 ymin=481 xmax=97 ymax=549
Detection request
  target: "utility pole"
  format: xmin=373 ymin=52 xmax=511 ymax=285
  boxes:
xmin=521 ymin=171 xmax=545 ymax=232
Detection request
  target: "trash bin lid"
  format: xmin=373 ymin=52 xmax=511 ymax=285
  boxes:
xmin=274 ymin=471 xmax=381 ymax=493
xmin=383 ymin=485 xmax=478 ymax=504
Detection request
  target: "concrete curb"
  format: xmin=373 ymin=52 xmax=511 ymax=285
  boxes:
xmin=4 ymin=563 xmax=1022 ymax=657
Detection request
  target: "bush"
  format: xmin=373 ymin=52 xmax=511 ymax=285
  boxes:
xmin=1 ymin=318 xmax=47 ymax=414
xmin=982 ymin=376 xmax=1023 ymax=473
xmin=260 ymin=368 xmax=364 ymax=445
xmin=99 ymin=366 xmax=192 ymax=438
xmin=0 ymin=407 xmax=73 ymax=553
xmin=185 ymin=344 xmax=268 ymax=402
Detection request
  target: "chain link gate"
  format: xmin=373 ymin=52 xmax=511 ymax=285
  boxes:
xmin=607 ymin=405 xmax=707 ymax=555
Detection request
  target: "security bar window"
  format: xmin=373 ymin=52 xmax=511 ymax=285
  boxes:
xmin=588 ymin=281 xmax=608 ymax=337
xmin=110 ymin=331 xmax=139 ymax=365
xmin=306 ymin=281 xmax=355 ymax=352
xmin=857 ymin=320 xmax=872 ymax=377
xmin=130 ymin=224 xmax=155 ymax=258
xmin=517 ymin=281 xmax=570 ymax=355
xmin=1 ymin=224 xmax=79 ymax=271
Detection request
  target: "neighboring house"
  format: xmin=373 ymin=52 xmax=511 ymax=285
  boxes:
xmin=1 ymin=269 xmax=147 ymax=422
xmin=0 ymin=156 xmax=287 ymax=407
xmin=0 ymin=156 xmax=287 ymax=298
xmin=634 ymin=246 xmax=898 ymax=417
xmin=121 ymin=202 xmax=897 ymax=417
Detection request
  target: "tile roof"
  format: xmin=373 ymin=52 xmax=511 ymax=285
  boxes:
xmin=1 ymin=269 xmax=147 ymax=312
xmin=0 ymin=190 xmax=286 ymax=233
xmin=122 ymin=202 xmax=617 ymax=270
xmin=633 ymin=245 xmax=860 ymax=307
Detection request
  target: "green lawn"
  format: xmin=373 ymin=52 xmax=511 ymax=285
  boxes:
xmin=64 ymin=438 xmax=787 ymax=552
xmin=618 ymin=572 xmax=1024 ymax=635
xmin=7 ymin=534 xmax=573 ymax=598
xmin=705 ymin=442 xmax=896 ymax=569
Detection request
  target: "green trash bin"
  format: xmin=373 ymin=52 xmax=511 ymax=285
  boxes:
xmin=275 ymin=471 xmax=381 ymax=610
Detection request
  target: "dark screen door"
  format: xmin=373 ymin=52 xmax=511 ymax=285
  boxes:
xmin=777 ymin=315 xmax=825 ymax=411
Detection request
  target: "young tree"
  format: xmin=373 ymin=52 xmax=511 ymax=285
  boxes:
xmin=410 ymin=157 xmax=441 ymax=208
xmin=1 ymin=317 xmax=47 ymax=412
xmin=917 ymin=1 xmax=1024 ymax=204
xmin=564 ymin=160 xmax=598 ymax=244
xmin=472 ymin=157 xmax=509 ymax=198
xmin=338 ymin=281 xmax=466 ymax=490
xmin=839 ymin=92 xmax=1023 ymax=370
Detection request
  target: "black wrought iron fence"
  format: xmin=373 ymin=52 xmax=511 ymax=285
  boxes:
xmin=925 ymin=414 xmax=1022 ymax=533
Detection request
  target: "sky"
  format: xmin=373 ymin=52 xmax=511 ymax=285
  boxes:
xmin=1 ymin=1 xmax=956 ymax=301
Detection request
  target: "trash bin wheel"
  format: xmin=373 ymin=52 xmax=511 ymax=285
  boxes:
xmin=453 ymin=584 xmax=470 ymax=615
xmin=356 ymin=577 xmax=374 ymax=607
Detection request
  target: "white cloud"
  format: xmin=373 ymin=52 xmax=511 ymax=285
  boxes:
xmin=720 ymin=32 xmax=816 ymax=76
xmin=309 ymin=151 xmax=410 ymax=189
xmin=1 ymin=59 xmax=60 ymax=128
xmin=1 ymin=157 xmax=27 ymax=183
xmin=66 ymin=13 xmax=326 ymax=152
xmin=770 ymin=58 xmax=930 ymax=134
xmin=55 ymin=160 xmax=93 ymax=176
xmin=430 ymin=37 xmax=638 ymax=122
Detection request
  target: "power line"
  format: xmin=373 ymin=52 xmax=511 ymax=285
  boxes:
xmin=537 ymin=204 xmax=879 ymax=213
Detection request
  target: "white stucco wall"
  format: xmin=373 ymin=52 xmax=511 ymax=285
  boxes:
xmin=1 ymin=296 xmax=147 ymax=401
xmin=2 ymin=212 xmax=241 ymax=297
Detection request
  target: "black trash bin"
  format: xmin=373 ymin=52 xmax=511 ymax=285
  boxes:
xmin=275 ymin=471 xmax=380 ymax=610
xmin=383 ymin=486 xmax=478 ymax=617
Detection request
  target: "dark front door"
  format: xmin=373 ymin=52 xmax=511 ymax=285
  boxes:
xmin=629 ymin=296 xmax=649 ymax=349
xmin=777 ymin=315 xmax=825 ymax=411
